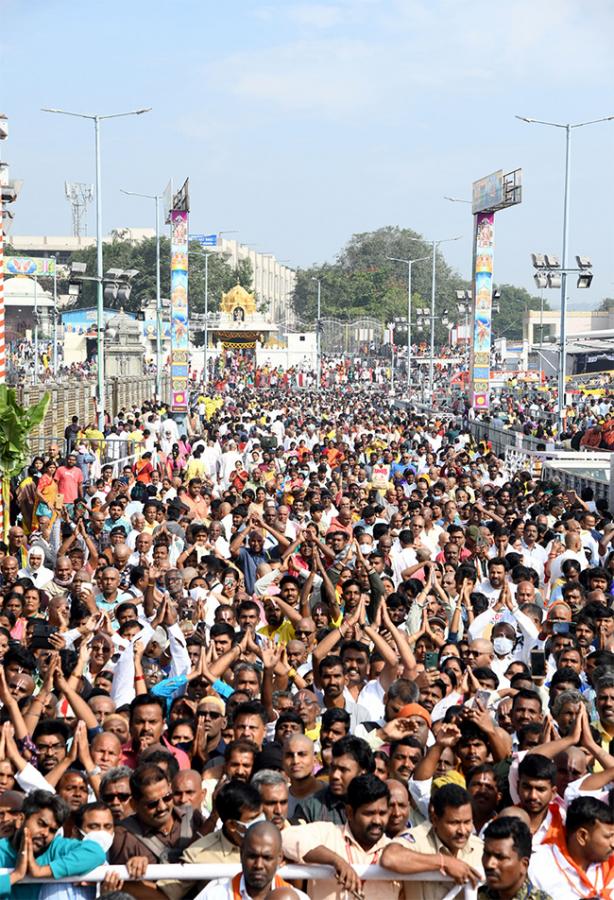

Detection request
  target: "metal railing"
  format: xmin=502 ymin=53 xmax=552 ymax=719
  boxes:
xmin=0 ymin=862 xmax=477 ymax=900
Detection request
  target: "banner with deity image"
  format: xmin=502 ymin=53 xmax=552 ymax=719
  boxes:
xmin=170 ymin=210 xmax=189 ymax=411
xmin=471 ymin=212 xmax=495 ymax=410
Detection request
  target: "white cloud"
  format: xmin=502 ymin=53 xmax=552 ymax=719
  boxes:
xmin=209 ymin=0 xmax=613 ymax=116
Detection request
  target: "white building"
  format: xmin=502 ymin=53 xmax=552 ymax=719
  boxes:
xmin=523 ymin=307 xmax=614 ymax=345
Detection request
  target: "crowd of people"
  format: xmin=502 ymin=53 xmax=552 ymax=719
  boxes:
xmin=1 ymin=381 xmax=614 ymax=900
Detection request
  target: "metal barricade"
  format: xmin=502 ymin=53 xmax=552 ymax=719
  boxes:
xmin=0 ymin=862 xmax=477 ymax=900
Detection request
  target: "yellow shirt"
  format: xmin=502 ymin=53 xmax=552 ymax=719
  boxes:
xmin=158 ymin=829 xmax=240 ymax=900
xmin=282 ymin=821 xmax=401 ymax=900
xmin=258 ymin=620 xmax=296 ymax=644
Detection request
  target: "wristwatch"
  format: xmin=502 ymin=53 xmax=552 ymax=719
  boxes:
xmin=87 ymin=766 xmax=101 ymax=777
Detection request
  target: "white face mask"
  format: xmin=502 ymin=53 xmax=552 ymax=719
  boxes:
xmin=189 ymin=587 xmax=207 ymax=601
xmin=81 ymin=829 xmax=114 ymax=854
xmin=235 ymin=813 xmax=266 ymax=837
xmin=493 ymin=636 xmax=514 ymax=657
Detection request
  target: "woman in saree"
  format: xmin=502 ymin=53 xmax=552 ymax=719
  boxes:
xmin=32 ymin=459 xmax=59 ymax=530
xmin=16 ymin=458 xmax=44 ymax=534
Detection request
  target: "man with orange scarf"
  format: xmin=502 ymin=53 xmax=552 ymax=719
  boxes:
xmin=529 ymin=796 xmax=614 ymax=899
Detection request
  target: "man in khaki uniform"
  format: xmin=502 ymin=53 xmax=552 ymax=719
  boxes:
xmin=159 ymin=782 xmax=263 ymax=900
xmin=282 ymin=774 xmax=480 ymax=900
xmin=381 ymin=783 xmax=483 ymax=900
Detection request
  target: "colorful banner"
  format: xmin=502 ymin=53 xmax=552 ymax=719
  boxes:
xmin=472 ymin=171 xmax=503 ymax=214
xmin=170 ymin=210 xmax=189 ymax=411
xmin=6 ymin=256 xmax=56 ymax=276
xmin=471 ymin=212 xmax=495 ymax=410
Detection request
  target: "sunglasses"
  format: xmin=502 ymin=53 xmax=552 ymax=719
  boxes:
xmin=102 ymin=791 xmax=131 ymax=802
xmin=197 ymin=710 xmax=222 ymax=720
xmin=143 ymin=792 xmax=173 ymax=810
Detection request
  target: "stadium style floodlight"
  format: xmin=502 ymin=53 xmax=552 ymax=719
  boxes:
xmin=517 ymin=111 xmax=613 ymax=428
xmin=548 ymin=272 xmax=562 ymax=289
xmin=577 ymin=271 xmax=594 ymax=289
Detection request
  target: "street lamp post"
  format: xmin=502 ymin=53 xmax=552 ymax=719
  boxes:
xmin=311 ymin=277 xmax=321 ymax=388
xmin=407 ymin=236 xmax=461 ymax=397
xmin=204 ymin=251 xmax=209 ymax=385
xmin=121 ymin=188 xmax=162 ymax=400
xmin=516 ymin=113 xmax=614 ymax=429
xmin=387 ymin=255 xmax=430 ymax=386
xmin=51 ymin=257 xmax=58 ymax=376
xmin=42 ymin=106 xmax=151 ymax=429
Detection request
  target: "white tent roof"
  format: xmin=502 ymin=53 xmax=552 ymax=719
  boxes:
xmin=4 ymin=276 xmax=54 ymax=308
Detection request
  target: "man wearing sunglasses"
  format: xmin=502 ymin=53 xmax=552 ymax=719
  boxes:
xmin=109 ymin=762 xmax=207 ymax=891
xmin=99 ymin=767 xmax=134 ymax=823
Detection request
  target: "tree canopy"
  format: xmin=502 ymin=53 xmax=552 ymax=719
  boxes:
xmin=61 ymin=237 xmax=254 ymax=319
xmin=292 ymin=226 xmax=546 ymax=343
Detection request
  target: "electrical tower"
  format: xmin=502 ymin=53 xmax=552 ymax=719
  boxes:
xmin=64 ymin=181 xmax=94 ymax=237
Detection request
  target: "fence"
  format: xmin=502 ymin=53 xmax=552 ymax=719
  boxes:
xmin=1 ymin=862 xmax=477 ymax=900
xmin=13 ymin=374 xmax=171 ymax=445
xmin=292 ymin=316 xmax=389 ymax=358
xmin=468 ymin=419 xmax=556 ymax=456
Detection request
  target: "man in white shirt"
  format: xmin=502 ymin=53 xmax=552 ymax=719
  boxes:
xmin=478 ymin=558 xmax=516 ymax=604
xmin=520 ymin=522 xmax=548 ymax=585
xmin=529 ymin=795 xmax=614 ymax=899
xmin=391 ymin=529 xmax=417 ymax=588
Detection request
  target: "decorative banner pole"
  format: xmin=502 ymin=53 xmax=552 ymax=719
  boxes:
xmin=169 ymin=178 xmax=190 ymax=412
xmin=470 ymin=169 xmax=522 ymax=410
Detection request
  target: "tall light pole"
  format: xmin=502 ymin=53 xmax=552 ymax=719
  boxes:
xmin=516 ymin=113 xmax=614 ymax=429
xmin=42 ymin=106 xmax=151 ymax=429
xmin=311 ymin=277 xmax=321 ymax=387
xmin=387 ymin=255 xmax=430 ymax=385
xmin=408 ymin=235 xmax=461 ymax=396
xmin=204 ymin=250 xmax=209 ymax=385
xmin=51 ymin=256 xmax=58 ymax=376
xmin=121 ymin=188 xmax=162 ymax=399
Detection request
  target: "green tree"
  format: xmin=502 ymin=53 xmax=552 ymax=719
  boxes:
xmin=0 ymin=386 xmax=49 ymax=539
xmin=293 ymin=228 xmax=546 ymax=345
xmin=597 ymin=297 xmax=614 ymax=311
xmin=292 ymin=226 xmax=469 ymax=343
xmin=62 ymin=237 xmax=253 ymax=318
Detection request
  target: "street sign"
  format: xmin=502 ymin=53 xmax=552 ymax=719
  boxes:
xmin=190 ymin=233 xmax=217 ymax=247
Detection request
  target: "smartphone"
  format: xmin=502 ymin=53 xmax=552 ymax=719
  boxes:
xmin=424 ymin=651 xmax=439 ymax=670
xmin=530 ymin=649 xmax=546 ymax=677
xmin=30 ymin=622 xmax=59 ymax=651
xmin=475 ymin=689 xmax=491 ymax=707
xmin=552 ymin=622 xmax=570 ymax=635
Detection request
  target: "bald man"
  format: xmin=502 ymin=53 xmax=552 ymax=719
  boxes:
xmin=468 ymin=639 xmax=495 ymax=669
xmin=497 ymin=806 xmax=532 ymax=828
xmin=282 ymin=735 xmax=320 ymax=817
xmin=554 ymin=748 xmax=588 ymax=800
xmin=172 ymin=769 xmax=205 ymax=811
xmin=213 ymin=822 xmax=309 ymax=900
xmin=386 ymin=779 xmax=410 ymax=838
xmin=90 ymin=731 xmax=122 ymax=773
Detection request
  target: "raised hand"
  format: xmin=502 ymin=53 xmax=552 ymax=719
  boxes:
xmin=435 ymin=722 xmax=461 ymax=748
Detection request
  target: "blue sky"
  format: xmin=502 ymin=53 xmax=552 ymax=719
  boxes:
xmin=2 ymin=0 xmax=613 ymax=308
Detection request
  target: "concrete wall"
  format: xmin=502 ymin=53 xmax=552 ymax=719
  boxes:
xmin=17 ymin=374 xmax=171 ymax=453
